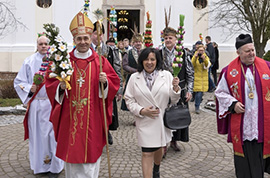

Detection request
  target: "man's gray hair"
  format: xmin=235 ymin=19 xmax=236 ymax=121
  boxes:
xmin=37 ymin=36 xmax=50 ymax=44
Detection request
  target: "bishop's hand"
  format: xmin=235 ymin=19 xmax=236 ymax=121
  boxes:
xmin=99 ymin=72 xmax=107 ymax=84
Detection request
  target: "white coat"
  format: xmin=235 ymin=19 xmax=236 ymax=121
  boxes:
xmin=124 ymin=70 xmax=180 ymax=147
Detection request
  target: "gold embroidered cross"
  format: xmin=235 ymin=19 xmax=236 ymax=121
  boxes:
xmin=234 ymin=135 xmax=239 ymax=143
xmin=77 ymin=76 xmax=85 ymax=88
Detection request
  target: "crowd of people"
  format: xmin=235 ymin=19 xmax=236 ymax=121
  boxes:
xmin=13 ymin=8 xmax=270 ymax=178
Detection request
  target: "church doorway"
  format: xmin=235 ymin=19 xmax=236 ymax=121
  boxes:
xmin=106 ymin=9 xmax=140 ymax=42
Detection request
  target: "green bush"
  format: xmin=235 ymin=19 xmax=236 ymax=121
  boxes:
xmin=0 ymin=80 xmax=19 ymax=99
xmin=263 ymin=50 xmax=270 ymax=61
xmin=0 ymin=98 xmax=22 ymax=107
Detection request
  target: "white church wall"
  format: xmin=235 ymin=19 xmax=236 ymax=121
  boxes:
xmin=53 ymin=1 xmax=84 ymax=45
xmin=1 ymin=0 xmax=268 ymax=73
xmin=154 ymin=0 xmax=195 ymax=48
xmin=0 ymin=0 xmax=37 ymax=72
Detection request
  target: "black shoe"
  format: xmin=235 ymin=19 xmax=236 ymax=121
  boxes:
xmin=108 ymin=131 xmax=113 ymax=145
xmin=48 ymin=172 xmax=60 ymax=178
xmin=170 ymin=141 xmax=180 ymax=152
xmin=153 ymin=170 xmax=160 ymax=178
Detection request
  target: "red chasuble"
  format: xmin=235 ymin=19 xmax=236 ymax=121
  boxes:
xmin=46 ymin=48 xmax=120 ymax=163
xmin=226 ymin=56 xmax=270 ymax=158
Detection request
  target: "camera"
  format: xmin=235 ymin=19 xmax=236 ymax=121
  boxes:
xmin=198 ymin=53 xmax=203 ymax=63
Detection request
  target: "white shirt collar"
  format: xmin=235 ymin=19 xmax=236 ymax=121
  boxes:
xmin=165 ymin=46 xmax=175 ymax=54
xmin=92 ymin=43 xmax=102 ymax=51
xmin=74 ymin=49 xmax=92 ymax=59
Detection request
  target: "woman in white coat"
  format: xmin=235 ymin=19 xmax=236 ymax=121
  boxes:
xmin=125 ymin=48 xmax=181 ymax=178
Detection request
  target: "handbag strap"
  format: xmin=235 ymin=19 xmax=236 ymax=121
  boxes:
xmin=167 ymin=98 xmax=185 ymax=108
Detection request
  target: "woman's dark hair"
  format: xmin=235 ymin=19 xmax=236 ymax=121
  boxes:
xmin=137 ymin=48 xmax=163 ymax=72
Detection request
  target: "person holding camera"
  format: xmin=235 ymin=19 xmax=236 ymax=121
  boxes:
xmin=191 ymin=44 xmax=210 ymax=114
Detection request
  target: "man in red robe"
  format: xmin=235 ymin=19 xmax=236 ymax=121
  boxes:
xmin=215 ymin=34 xmax=270 ymax=178
xmin=46 ymin=12 xmax=120 ymax=178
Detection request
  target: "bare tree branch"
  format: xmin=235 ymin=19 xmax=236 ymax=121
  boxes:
xmin=0 ymin=1 xmax=28 ymax=39
xmin=198 ymin=0 xmax=270 ymax=57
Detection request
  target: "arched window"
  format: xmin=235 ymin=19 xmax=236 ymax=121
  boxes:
xmin=193 ymin=0 xmax=208 ymax=10
xmin=36 ymin=0 xmax=52 ymax=8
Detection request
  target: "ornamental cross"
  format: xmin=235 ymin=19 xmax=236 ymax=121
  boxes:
xmin=234 ymin=135 xmax=239 ymax=143
xmin=77 ymin=76 xmax=85 ymax=88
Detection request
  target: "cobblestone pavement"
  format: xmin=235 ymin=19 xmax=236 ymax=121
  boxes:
xmin=0 ymin=93 xmax=269 ymax=178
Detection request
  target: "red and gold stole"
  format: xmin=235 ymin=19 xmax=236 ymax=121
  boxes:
xmin=226 ymin=56 xmax=270 ymax=158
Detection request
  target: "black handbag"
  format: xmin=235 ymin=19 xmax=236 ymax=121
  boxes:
xmin=163 ymin=102 xmax=191 ymax=130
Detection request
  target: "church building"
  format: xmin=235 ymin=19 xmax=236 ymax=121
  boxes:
xmin=0 ymin=0 xmax=257 ymax=73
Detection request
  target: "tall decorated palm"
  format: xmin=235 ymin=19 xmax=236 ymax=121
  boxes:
xmin=144 ymin=11 xmax=153 ymax=48
xmin=172 ymin=14 xmax=185 ymax=77
xmin=83 ymin=0 xmax=90 ymax=16
xmin=109 ymin=6 xmax=117 ymax=43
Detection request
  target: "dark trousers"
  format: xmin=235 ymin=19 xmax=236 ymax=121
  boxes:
xmin=208 ymin=66 xmax=215 ymax=91
xmin=109 ymin=98 xmax=119 ymax=130
xmin=172 ymin=93 xmax=190 ymax=142
xmin=211 ymin=68 xmax=218 ymax=86
xmin=172 ymin=128 xmax=189 ymax=142
xmin=234 ymin=140 xmax=270 ymax=178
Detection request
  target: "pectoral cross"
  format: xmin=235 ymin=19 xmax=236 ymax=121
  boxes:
xmin=77 ymin=76 xmax=85 ymax=88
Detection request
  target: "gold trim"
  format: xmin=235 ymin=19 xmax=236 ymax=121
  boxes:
xmin=234 ymin=151 xmax=244 ymax=157
xmin=66 ymin=64 xmax=75 ymax=162
xmin=263 ymin=154 xmax=270 ymax=159
xmin=85 ymin=62 xmax=91 ymax=163
xmin=241 ymin=63 xmax=255 ymax=99
xmin=71 ymin=63 xmax=89 ymax=145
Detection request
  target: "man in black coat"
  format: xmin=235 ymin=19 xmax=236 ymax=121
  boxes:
xmin=160 ymin=26 xmax=194 ymax=155
xmin=205 ymin=36 xmax=216 ymax=92
xmin=211 ymin=42 xmax=219 ymax=85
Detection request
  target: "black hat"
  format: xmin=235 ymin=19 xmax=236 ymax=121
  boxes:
xmin=235 ymin=34 xmax=253 ymax=49
xmin=93 ymin=21 xmax=105 ymax=34
xmin=106 ymin=37 xmax=115 ymax=44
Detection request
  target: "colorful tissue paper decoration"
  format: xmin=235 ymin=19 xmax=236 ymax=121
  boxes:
xmin=37 ymin=32 xmax=46 ymax=38
xmin=109 ymin=6 xmax=117 ymax=43
xmin=43 ymin=23 xmax=73 ymax=90
xmin=199 ymin=33 xmax=203 ymax=42
xmin=83 ymin=0 xmax=90 ymax=16
xmin=33 ymin=56 xmax=49 ymax=85
xmin=144 ymin=11 xmax=153 ymax=48
xmin=172 ymin=14 xmax=185 ymax=77
xmin=33 ymin=32 xmax=50 ymax=85
xmin=160 ymin=30 xmax=164 ymax=46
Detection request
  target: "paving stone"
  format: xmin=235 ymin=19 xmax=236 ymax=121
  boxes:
xmin=0 ymin=93 xmax=258 ymax=177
